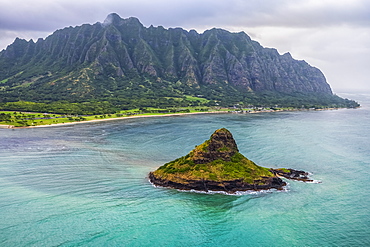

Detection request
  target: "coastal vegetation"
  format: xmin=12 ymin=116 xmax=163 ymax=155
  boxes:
xmin=0 ymin=90 xmax=360 ymax=127
xmin=0 ymin=103 xmax=355 ymax=127
xmin=0 ymin=107 xmax=209 ymax=127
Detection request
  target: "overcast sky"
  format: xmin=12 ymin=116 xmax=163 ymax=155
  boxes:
xmin=1 ymin=0 xmax=369 ymax=93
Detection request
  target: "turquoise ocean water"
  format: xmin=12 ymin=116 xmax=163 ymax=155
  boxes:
xmin=1 ymin=93 xmax=369 ymax=246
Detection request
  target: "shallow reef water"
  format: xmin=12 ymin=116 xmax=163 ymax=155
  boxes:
xmin=0 ymin=93 xmax=369 ymax=246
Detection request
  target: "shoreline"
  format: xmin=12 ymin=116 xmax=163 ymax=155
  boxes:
xmin=7 ymin=111 xmax=229 ymax=129
xmin=1 ymin=106 xmax=356 ymax=129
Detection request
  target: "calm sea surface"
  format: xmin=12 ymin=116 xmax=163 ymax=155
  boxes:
xmin=1 ymin=93 xmax=369 ymax=246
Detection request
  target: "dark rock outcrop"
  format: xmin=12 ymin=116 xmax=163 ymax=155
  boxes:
xmin=149 ymin=172 xmax=286 ymax=193
xmin=271 ymin=168 xmax=313 ymax=182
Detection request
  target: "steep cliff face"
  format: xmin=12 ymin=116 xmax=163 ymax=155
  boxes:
xmin=0 ymin=13 xmax=333 ymax=103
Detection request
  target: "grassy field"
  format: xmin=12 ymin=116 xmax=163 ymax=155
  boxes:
xmin=0 ymin=106 xmax=289 ymax=128
xmin=0 ymin=107 xmax=213 ymax=127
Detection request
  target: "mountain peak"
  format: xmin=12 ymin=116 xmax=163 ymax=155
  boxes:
xmin=191 ymin=128 xmax=239 ymax=164
xmin=0 ymin=14 xmax=359 ymax=109
xmin=103 ymin=13 xmax=142 ymax=27
xmin=103 ymin=13 xmax=121 ymax=26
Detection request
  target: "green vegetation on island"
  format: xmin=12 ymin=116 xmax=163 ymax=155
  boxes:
xmin=152 ymin=129 xmax=273 ymax=184
xmin=149 ymin=128 xmax=312 ymax=193
xmin=153 ymin=151 xmax=274 ymax=185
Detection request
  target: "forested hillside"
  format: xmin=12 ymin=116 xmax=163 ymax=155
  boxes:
xmin=0 ymin=13 xmax=359 ymax=113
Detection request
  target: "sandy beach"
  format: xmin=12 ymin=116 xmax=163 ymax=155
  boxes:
xmin=10 ymin=111 xmax=229 ymax=129
xmin=2 ymin=107 xmax=348 ymax=129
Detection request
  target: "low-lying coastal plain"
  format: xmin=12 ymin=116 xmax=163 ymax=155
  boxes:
xmin=0 ymin=106 xmax=347 ymax=128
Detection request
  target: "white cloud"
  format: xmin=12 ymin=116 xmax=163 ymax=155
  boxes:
xmin=242 ymin=25 xmax=370 ymax=92
xmin=0 ymin=30 xmax=51 ymax=52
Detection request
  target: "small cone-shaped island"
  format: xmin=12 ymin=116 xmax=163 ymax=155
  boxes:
xmin=149 ymin=128 xmax=312 ymax=193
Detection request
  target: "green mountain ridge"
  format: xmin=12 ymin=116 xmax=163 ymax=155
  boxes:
xmin=0 ymin=13 xmax=359 ymax=111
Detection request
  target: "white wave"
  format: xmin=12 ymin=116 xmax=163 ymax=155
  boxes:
xmin=149 ymin=180 xmax=290 ymax=196
xmin=306 ymin=180 xmax=322 ymax=184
